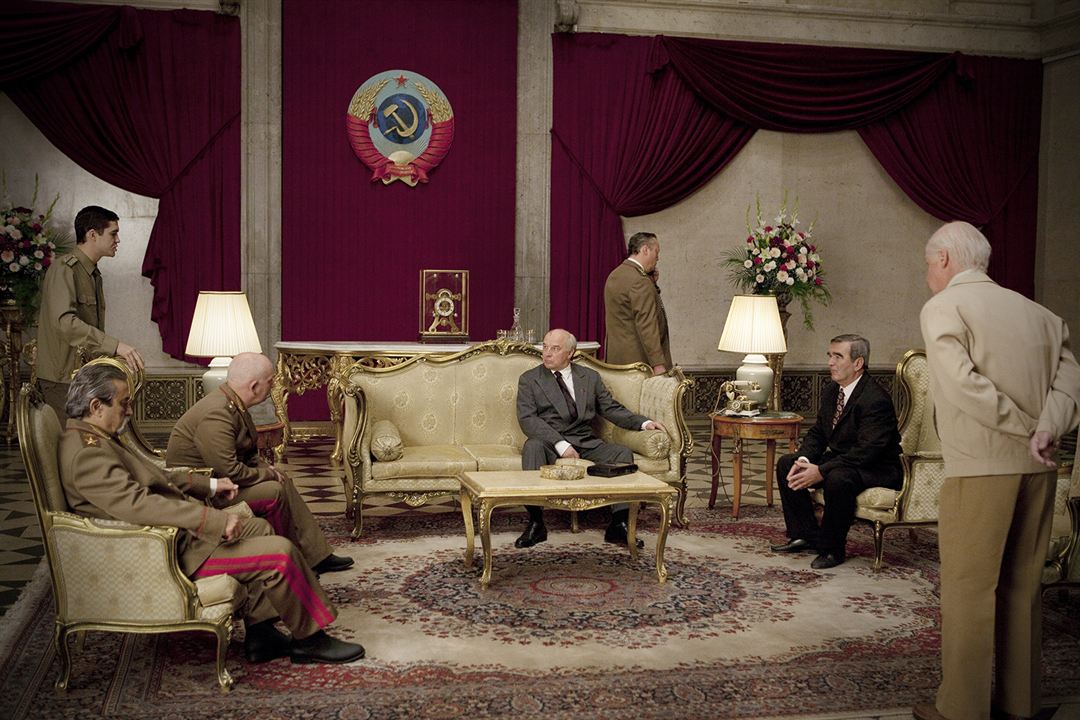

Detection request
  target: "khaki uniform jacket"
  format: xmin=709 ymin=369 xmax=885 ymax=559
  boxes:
xmin=36 ymin=248 xmax=119 ymax=383
xmin=165 ymin=385 xmax=274 ymax=487
xmin=920 ymin=270 xmax=1080 ymax=477
xmin=58 ymin=419 xmax=228 ymax=576
xmin=603 ymin=259 xmax=671 ymax=369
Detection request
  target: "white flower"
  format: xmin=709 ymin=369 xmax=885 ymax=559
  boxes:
xmin=750 ymin=247 xmax=760 ymax=256
xmin=4 ymin=226 xmax=20 ymax=241
xmin=33 ymin=263 xmax=41 ymax=271
xmin=33 ymin=250 xmax=44 ymax=259
xmin=786 ymin=276 xmax=795 ymax=285
xmin=8 ymin=263 xmax=18 ymax=272
xmin=769 ymin=247 xmax=781 ymax=258
xmin=755 ymin=274 xmax=765 ymax=283
xmin=799 ymin=245 xmax=808 ymax=255
xmin=0 ymin=251 xmax=12 ymax=263
xmin=811 ymin=253 xmax=821 ymax=263
xmin=18 ymin=255 xmax=29 ymax=266
xmin=776 ymin=270 xmax=789 ymax=283
xmin=47 ymin=242 xmax=55 ymax=249
xmin=743 ymin=259 xmax=753 ymax=269
xmin=764 ymin=261 xmax=776 ymax=272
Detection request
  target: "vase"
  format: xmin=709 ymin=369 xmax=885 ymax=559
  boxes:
xmin=766 ymin=292 xmax=791 ymax=412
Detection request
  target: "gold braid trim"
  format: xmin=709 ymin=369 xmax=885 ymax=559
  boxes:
xmin=348 ymin=79 xmax=389 ymax=120
xmin=414 ymin=82 xmax=452 ymax=123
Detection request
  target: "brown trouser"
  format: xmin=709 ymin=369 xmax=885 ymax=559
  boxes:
xmin=936 ymin=472 xmax=1055 ymax=720
xmin=190 ymin=517 xmax=336 ymax=639
xmin=38 ymin=379 xmax=69 ymax=425
xmin=224 ymin=472 xmax=333 ymax=569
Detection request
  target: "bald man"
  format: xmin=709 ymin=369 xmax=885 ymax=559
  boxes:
xmin=166 ymin=353 xmax=353 ymax=574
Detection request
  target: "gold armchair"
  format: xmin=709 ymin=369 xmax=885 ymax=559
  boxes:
xmin=812 ymin=350 xmax=944 ymax=570
xmin=16 ymin=383 xmax=246 ymax=693
xmin=1043 ymin=427 xmax=1080 ymax=587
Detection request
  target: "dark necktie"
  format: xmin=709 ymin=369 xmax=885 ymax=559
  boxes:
xmin=831 ymin=387 xmax=845 ymax=429
xmin=554 ymin=371 xmax=578 ymax=422
xmin=92 ymin=267 xmax=104 ymax=329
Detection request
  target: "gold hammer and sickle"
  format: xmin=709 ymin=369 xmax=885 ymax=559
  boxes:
xmin=382 ymin=99 xmax=419 ymax=137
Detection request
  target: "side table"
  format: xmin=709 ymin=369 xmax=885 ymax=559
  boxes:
xmin=709 ymin=412 xmax=802 ymax=519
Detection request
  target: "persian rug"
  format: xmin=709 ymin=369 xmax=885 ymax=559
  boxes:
xmin=1 ymin=507 xmax=1077 ymax=720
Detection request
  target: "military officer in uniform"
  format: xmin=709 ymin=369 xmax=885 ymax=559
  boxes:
xmin=37 ymin=206 xmax=144 ymax=421
xmin=603 ymin=231 xmax=672 ymax=374
xmin=165 ymin=352 xmax=353 ymax=575
xmin=59 ymin=363 xmax=365 ymax=664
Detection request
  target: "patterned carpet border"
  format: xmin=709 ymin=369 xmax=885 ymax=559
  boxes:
xmin=0 ymin=507 xmax=1077 ymax=720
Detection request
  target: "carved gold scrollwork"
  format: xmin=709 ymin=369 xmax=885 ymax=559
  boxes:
xmin=387 ymin=491 xmax=455 ymax=507
xmin=547 ymin=497 xmax=609 ymax=512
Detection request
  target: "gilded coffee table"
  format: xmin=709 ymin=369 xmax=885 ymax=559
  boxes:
xmin=458 ymin=470 xmax=677 ymax=586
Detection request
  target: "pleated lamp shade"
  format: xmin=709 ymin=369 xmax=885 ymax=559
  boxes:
xmin=185 ymin=291 xmax=262 ymax=394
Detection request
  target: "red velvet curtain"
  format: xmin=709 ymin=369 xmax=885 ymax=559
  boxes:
xmin=281 ymin=0 xmax=517 ymax=345
xmin=552 ymin=33 xmax=1042 ymax=342
xmin=0 ymin=1 xmax=241 ymax=361
xmin=550 ymin=34 xmax=754 ymax=339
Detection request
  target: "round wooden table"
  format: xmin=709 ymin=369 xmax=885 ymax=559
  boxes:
xmin=709 ymin=412 xmax=803 ymax=518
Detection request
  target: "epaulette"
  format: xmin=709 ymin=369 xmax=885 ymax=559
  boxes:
xmin=80 ymin=432 xmax=100 ymax=447
xmin=225 ymin=399 xmax=238 ymax=414
xmin=63 ymin=255 xmax=79 ymax=268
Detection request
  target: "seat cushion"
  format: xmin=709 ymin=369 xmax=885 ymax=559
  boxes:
xmin=370 ymin=445 xmax=478 ymax=480
xmin=463 ymin=444 xmax=523 ymax=471
xmin=856 ymin=486 xmax=899 ymax=511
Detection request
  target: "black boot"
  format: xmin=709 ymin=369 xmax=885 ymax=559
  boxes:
xmin=604 ymin=509 xmax=644 ymax=549
xmin=244 ymin=619 xmax=291 ymax=664
xmin=290 ymin=631 xmax=366 ymax=664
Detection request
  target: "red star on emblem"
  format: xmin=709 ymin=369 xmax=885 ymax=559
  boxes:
xmin=394 ymin=74 xmax=408 ymax=87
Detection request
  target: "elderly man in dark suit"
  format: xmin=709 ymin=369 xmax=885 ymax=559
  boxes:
xmin=771 ymin=333 xmax=902 ymax=569
xmin=515 ymin=328 xmax=666 ymax=549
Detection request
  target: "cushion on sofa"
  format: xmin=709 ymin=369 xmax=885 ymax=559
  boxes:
xmin=463 ymin=444 xmax=524 ymax=471
xmin=632 ymin=455 xmax=669 ymax=476
xmin=370 ymin=445 xmax=477 ymax=480
xmin=608 ymin=427 xmax=671 ymax=459
xmin=369 ymin=419 xmax=404 ymax=461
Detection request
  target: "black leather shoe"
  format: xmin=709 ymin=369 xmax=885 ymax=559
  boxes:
xmin=313 ymin=554 xmax=354 ymax=574
xmin=810 ymin=551 xmax=846 ymax=569
xmin=514 ymin=521 xmax=547 ymax=548
xmin=604 ymin=520 xmax=645 ymax=549
xmin=770 ymin=538 xmax=816 ymax=553
xmin=244 ymin=621 xmax=292 ymax=664
xmin=291 ymin=631 xmax=366 ymax=664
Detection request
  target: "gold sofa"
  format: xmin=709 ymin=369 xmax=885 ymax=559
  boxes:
xmin=340 ymin=341 xmax=694 ymax=536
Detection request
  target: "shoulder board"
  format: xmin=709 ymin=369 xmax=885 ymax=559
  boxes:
xmin=63 ymin=255 xmax=79 ymax=267
xmin=80 ymin=432 xmax=100 ymax=447
xmin=225 ymin=398 xmax=238 ymax=413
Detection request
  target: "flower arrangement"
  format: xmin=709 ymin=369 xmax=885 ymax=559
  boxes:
xmin=724 ymin=195 xmax=830 ymax=329
xmin=0 ymin=177 xmax=70 ymax=324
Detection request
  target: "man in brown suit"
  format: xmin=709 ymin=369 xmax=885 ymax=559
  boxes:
xmin=603 ymin=231 xmax=671 ymax=374
xmin=165 ymin=352 xmax=353 ymax=575
xmin=37 ymin=206 xmax=144 ymax=422
xmin=59 ymin=363 xmax=365 ymax=664
xmin=913 ymin=222 xmax=1080 ymax=720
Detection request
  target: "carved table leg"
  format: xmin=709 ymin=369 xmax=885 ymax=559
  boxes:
xmin=271 ymin=354 xmax=292 ymax=464
xmin=765 ymin=439 xmax=776 ymax=507
xmin=731 ymin=437 xmax=744 ymax=519
xmin=709 ymin=433 xmax=721 ymax=509
xmin=479 ymin=500 xmax=494 ymax=586
xmin=655 ymin=494 xmax=672 ymax=584
xmin=461 ymin=489 xmax=475 ymax=567
xmin=627 ymin=502 xmax=639 ymax=561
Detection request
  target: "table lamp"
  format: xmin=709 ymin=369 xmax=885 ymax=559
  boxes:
xmin=717 ymin=294 xmax=787 ymax=407
xmin=185 ymin=291 xmax=262 ymax=395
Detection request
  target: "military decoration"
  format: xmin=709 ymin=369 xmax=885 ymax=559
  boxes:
xmin=346 ymin=70 xmax=455 ymax=187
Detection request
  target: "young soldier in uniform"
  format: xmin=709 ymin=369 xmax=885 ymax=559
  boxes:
xmin=37 ymin=206 xmax=143 ymax=421
xmin=165 ymin=352 xmax=353 ymax=575
xmin=58 ymin=363 xmax=365 ymax=664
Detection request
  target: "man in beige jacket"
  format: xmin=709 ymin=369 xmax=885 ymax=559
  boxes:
xmin=603 ymin=231 xmax=671 ymax=373
xmin=914 ymin=222 xmax=1080 ymax=720
xmin=165 ymin=352 xmax=353 ymax=575
xmin=36 ymin=206 xmax=144 ymax=421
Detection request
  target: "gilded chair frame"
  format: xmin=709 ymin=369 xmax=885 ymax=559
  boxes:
xmin=340 ymin=339 xmax=695 ymax=536
xmin=17 ymin=383 xmax=239 ymax=693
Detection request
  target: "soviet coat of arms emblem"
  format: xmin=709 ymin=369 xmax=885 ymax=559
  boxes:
xmin=346 ymin=70 xmax=455 ymax=187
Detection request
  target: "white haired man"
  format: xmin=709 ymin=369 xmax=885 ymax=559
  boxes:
xmin=914 ymin=221 xmax=1080 ymax=720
